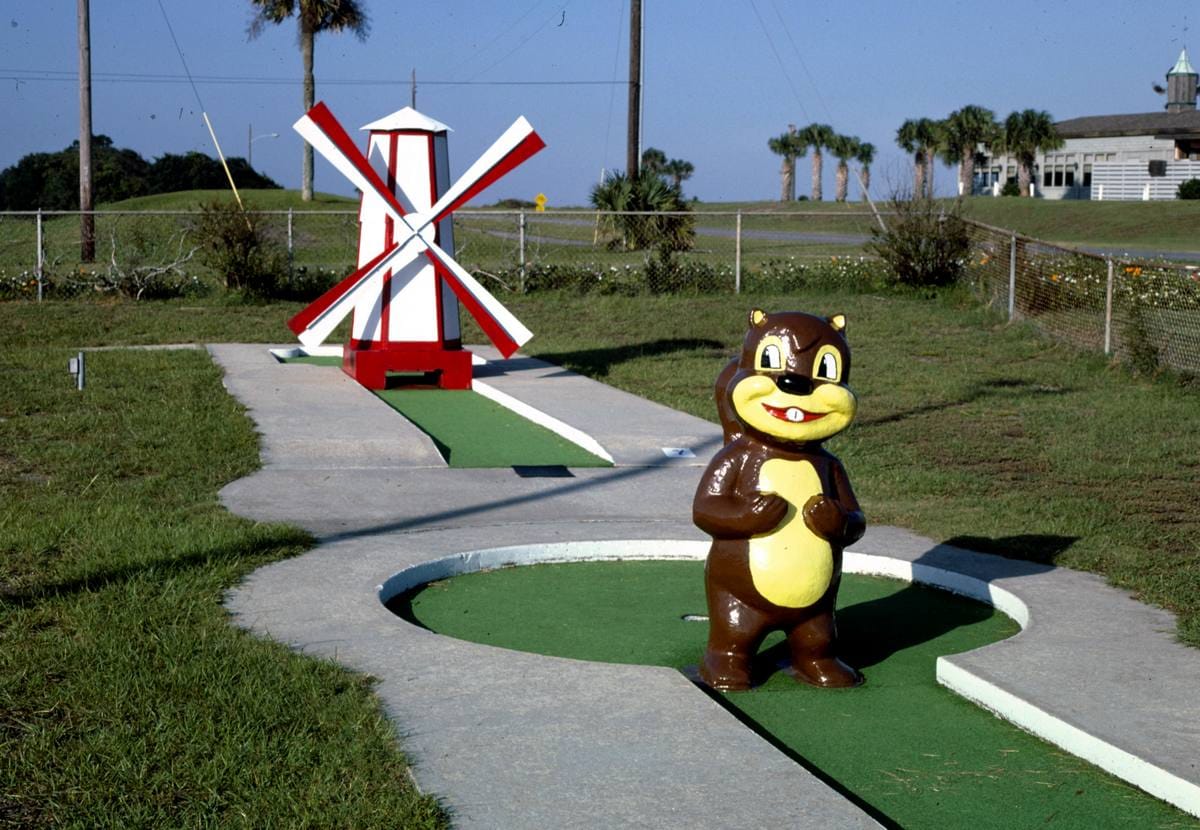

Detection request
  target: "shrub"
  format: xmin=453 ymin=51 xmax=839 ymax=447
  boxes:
xmin=642 ymin=245 xmax=729 ymax=294
xmin=866 ymin=197 xmax=971 ymax=288
xmin=1000 ymin=180 xmax=1021 ymax=197
xmin=193 ymin=200 xmax=286 ymax=298
xmin=589 ymin=172 xmax=695 ymax=252
xmin=1177 ymin=178 xmax=1200 ymax=200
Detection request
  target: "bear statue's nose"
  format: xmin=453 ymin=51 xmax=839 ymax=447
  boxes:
xmin=775 ymin=373 xmax=813 ymax=396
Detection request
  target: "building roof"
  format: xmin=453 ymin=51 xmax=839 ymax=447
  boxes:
xmin=360 ymin=107 xmax=451 ymax=133
xmin=1055 ymin=110 xmax=1200 ymax=139
xmin=1169 ymin=48 xmax=1196 ymax=76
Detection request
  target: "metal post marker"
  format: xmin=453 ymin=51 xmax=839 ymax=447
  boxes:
xmin=68 ymin=351 xmax=85 ymax=390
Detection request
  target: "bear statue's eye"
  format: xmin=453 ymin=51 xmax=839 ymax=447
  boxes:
xmin=760 ymin=344 xmax=782 ymax=370
xmin=818 ymin=352 xmax=838 ymax=380
xmin=816 ymin=351 xmax=839 ymax=381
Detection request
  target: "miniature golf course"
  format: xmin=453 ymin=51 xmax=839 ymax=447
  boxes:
xmin=281 ymin=355 xmax=610 ymax=468
xmin=397 ymin=561 xmax=1192 ymax=829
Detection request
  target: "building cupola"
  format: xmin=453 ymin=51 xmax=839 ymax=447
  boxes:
xmin=1166 ymin=48 xmax=1198 ymax=112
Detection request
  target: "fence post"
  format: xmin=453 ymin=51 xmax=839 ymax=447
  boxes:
xmin=1008 ymin=232 xmax=1017 ymax=321
xmin=1104 ymin=258 xmax=1114 ymax=355
xmin=35 ymin=208 xmax=44 ymax=302
xmin=518 ymin=210 xmax=527 ymax=293
xmin=286 ymin=208 xmax=294 ymax=276
xmin=734 ymin=210 xmax=742 ymax=294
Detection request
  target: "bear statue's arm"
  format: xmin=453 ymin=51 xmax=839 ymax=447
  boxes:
xmin=801 ymin=454 xmax=866 ymax=547
xmin=693 ymin=444 xmax=788 ymax=539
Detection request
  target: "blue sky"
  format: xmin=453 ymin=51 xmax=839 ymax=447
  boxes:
xmin=1 ymin=1 xmax=1196 ymax=205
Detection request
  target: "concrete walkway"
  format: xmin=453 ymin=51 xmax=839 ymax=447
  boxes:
xmin=212 ymin=344 xmax=1200 ymax=827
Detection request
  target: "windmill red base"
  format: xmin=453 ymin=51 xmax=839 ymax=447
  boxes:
xmin=343 ymin=342 xmax=473 ymax=390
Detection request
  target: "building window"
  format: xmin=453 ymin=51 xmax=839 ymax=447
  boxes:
xmin=1044 ymin=168 xmax=1053 ymax=187
xmin=1083 ymin=164 xmax=1092 ymax=187
xmin=1053 ymin=167 xmax=1064 ymax=187
xmin=1065 ymin=167 xmax=1075 ymax=187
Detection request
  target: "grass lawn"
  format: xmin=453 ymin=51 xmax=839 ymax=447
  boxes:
xmin=403 ymin=561 xmax=1192 ymax=829
xmin=2 ymin=281 xmax=1198 ymax=824
xmin=0 ymin=321 xmax=446 ymax=825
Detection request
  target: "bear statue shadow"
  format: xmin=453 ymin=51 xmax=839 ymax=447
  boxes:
xmin=750 ymin=533 xmax=1077 ymax=679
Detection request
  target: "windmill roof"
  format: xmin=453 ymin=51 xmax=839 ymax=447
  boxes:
xmin=360 ymin=107 xmax=451 ymax=133
xmin=1055 ymin=109 xmax=1200 ymax=138
xmin=1169 ymin=48 xmax=1196 ymax=76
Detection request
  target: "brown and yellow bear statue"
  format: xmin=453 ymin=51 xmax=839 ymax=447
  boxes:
xmin=693 ymin=309 xmax=865 ymax=691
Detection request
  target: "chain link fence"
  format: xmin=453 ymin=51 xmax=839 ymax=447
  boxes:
xmin=962 ymin=219 xmax=1200 ymax=374
xmin=0 ymin=208 xmax=888 ymax=300
xmin=3 ymin=207 xmax=1198 ymax=375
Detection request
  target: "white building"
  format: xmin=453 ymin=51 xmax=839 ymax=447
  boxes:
xmin=975 ymin=49 xmax=1200 ymax=200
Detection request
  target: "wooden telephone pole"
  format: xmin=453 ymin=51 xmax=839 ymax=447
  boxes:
xmin=626 ymin=0 xmax=642 ymax=178
xmin=78 ymin=0 xmax=94 ymax=262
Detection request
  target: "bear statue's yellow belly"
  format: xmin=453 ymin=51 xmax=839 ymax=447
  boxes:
xmin=748 ymin=457 xmax=834 ymax=608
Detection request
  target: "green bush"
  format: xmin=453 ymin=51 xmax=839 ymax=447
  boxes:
xmin=270 ymin=265 xmax=347 ymax=302
xmin=193 ymin=200 xmax=286 ymax=299
xmin=1177 ymin=178 xmax=1200 ymax=200
xmin=1000 ymin=180 xmax=1021 ymax=197
xmin=866 ymin=197 xmax=971 ymax=288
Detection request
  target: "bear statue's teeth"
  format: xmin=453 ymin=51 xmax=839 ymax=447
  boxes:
xmin=787 ymin=408 xmax=804 ymax=422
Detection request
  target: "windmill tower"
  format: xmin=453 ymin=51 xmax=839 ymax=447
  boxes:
xmin=288 ymin=103 xmax=544 ymax=390
xmin=349 ymin=108 xmax=468 ymax=387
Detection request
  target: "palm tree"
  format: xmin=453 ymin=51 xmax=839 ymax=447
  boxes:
xmin=767 ymin=126 xmax=806 ymax=202
xmin=829 ymin=134 xmax=861 ymax=203
xmin=248 ymin=0 xmax=369 ymax=202
xmin=590 ymin=170 xmax=693 ymax=251
xmin=640 ymin=147 xmax=667 ymax=176
xmin=854 ymin=141 xmax=876 ymax=199
xmin=940 ymin=105 xmax=997 ymax=197
xmin=663 ymin=158 xmax=694 ymax=190
xmin=995 ymin=109 xmax=1064 ymax=197
xmin=797 ymin=123 xmax=834 ymax=201
xmin=896 ymin=119 xmax=925 ymax=198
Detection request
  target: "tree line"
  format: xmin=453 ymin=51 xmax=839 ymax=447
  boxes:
xmin=767 ymin=107 xmax=1063 ymax=202
xmin=0 ymin=136 xmax=280 ymax=211
xmin=897 ymin=106 xmax=1063 ymax=198
xmin=768 ymin=124 xmax=876 ymax=203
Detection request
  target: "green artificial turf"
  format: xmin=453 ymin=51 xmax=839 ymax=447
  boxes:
xmin=281 ymin=354 xmax=342 ymax=366
xmin=375 ymin=389 xmax=611 ymax=468
xmin=401 ymin=561 xmax=1194 ymax=830
xmin=276 ymin=355 xmax=612 ymax=468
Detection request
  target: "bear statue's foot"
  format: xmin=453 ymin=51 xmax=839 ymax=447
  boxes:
xmin=700 ymin=649 xmax=753 ymax=691
xmin=789 ymin=656 xmax=864 ymax=689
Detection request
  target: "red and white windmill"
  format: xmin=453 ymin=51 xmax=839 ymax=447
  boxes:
xmin=287 ymin=102 xmax=545 ymax=389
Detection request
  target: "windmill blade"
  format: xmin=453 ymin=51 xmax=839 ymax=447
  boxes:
xmin=426 ymin=117 xmax=546 ymax=225
xmin=295 ymin=102 xmax=415 ymax=226
xmin=420 ymin=238 xmax=532 ymax=357
xmin=290 ymin=239 xmax=421 ymax=348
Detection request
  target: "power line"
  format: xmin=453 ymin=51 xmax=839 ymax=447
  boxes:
xmin=769 ymin=0 xmax=833 ymax=123
xmin=746 ymin=0 xmax=809 ymax=122
xmin=0 ymin=68 xmax=620 ymax=87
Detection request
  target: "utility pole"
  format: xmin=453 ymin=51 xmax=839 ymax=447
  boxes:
xmin=78 ymin=0 xmax=94 ymax=262
xmin=626 ymin=0 xmax=642 ymax=178
xmin=411 ymin=68 xmax=417 ymax=109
